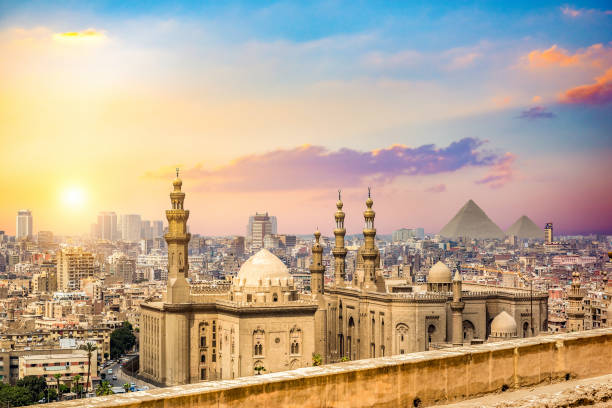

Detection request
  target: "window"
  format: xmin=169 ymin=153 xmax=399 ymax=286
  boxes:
xmin=212 ymin=351 xmax=216 ymax=362
xmin=273 ymin=293 xmax=278 ymax=302
xmin=200 ymin=354 xmax=206 ymax=363
xmin=200 ymin=368 xmax=206 ymax=380
xmin=254 ymin=343 xmax=263 ymax=356
xmin=200 ymin=336 xmax=206 ymax=347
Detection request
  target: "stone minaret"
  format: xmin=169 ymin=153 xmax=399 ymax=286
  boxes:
xmin=361 ymin=188 xmax=383 ymax=292
xmin=309 ymin=230 xmax=325 ymax=297
xmin=567 ymin=271 xmax=584 ymax=332
xmin=332 ymin=191 xmax=347 ymax=287
xmin=451 ymin=270 xmax=465 ymax=346
xmin=165 ymin=169 xmax=191 ymax=304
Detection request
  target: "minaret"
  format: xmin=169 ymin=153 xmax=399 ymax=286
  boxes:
xmin=361 ymin=188 xmax=380 ymax=291
xmin=165 ymin=168 xmax=191 ymax=304
xmin=332 ymin=190 xmax=347 ymax=287
xmin=451 ymin=270 xmax=465 ymax=346
xmin=567 ymin=271 xmax=584 ymax=332
xmin=309 ymin=230 xmax=325 ymax=297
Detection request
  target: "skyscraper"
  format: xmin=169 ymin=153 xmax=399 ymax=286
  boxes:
xmin=544 ymin=222 xmax=553 ymax=244
xmin=121 ymin=214 xmax=142 ymax=242
xmin=247 ymin=212 xmax=274 ymax=250
xmin=57 ymin=248 xmax=95 ymax=291
xmin=151 ymin=220 xmax=164 ymax=238
xmin=16 ymin=210 xmax=33 ymax=240
xmin=97 ymin=212 xmax=118 ymax=241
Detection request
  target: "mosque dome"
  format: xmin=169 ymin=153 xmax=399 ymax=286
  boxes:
xmin=236 ymin=249 xmax=291 ymax=287
xmin=428 ymin=261 xmax=452 ymax=283
xmin=490 ymin=311 xmax=517 ymax=336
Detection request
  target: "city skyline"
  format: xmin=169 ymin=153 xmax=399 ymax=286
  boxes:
xmin=1 ymin=1 xmax=611 ymax=236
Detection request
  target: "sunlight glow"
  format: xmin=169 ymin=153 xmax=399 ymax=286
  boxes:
xmin=61 ymin=187 xmax=86 ymax=209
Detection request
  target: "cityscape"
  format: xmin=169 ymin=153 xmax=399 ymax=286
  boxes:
xmin=1 ymin=1 xmax=611 ymax=407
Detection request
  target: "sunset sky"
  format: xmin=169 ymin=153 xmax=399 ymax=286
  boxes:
xmin=1 ymin=1 xmax=611 ymax=236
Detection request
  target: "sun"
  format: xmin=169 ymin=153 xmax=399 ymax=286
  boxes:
xmin=61 ymin=187 xmax=86 ymax=208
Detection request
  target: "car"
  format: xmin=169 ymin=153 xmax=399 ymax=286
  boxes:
xmin=108 ymin=369 xmax=113 ymax=374
xmin=112 ymin=375 xmax=117 ymax=381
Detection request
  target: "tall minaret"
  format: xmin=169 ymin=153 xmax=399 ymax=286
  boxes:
xmin=361 ymin=188 xmax=380 ymax=291
xmin=309 ymin=230 xmax=325 ymax=297
xmin=451 ymin=270 xmax=465 ymax=346
xmin=332 ymin=190 xmax=347 ymax=287
xmin=165 ymin=169 xmax=191 ymax=304
xmin=567 ymin=270 xmax=584 ymax=332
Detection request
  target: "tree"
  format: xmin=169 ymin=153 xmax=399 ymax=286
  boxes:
xmin=340 ymin=356 xmax=350 ymax=362
xmin=16 ymin=375 xmax=47 ymax=402
xmin=104 ymin=352 xmax=109 ymax=360
xmin=53 ymin=373 xmax=62 ymax=400
xmin=312 ymin=353 xmax=322 ymax=366
xmin=110 ymin=321 xmax=136 ymax=359
xmin=79 ymin=341 xmax=97 ymax=396
xmin=72 ymin=374 xmax=82 ymax=398
xmin=47 ymin=388 xmax=58 ymax=402
xmin=253 ymin=365 xmax=266 ymax=375
xmin=0 ymin=383 xmax=33 ymax=407
xmin=95 ymin=381 xmax=114 ymax=396
xmin=123 ymin=383 xmax=131 ymax=393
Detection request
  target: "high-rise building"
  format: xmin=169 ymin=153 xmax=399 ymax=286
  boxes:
xmin=247 ymin=212 xmax=274 ymax=250
xmin=544 ymin=223 xmax=553 ymax=244
xmin=392 ymin=228 xmax=425 ymax=242
xmin=57 ymin=248 xmax=96 ymax=291
xmin=16 ymin=210 xmax=33 ymax=240
xmin=121 ymin=214 xmax=142 ymax=242
xmin=113 ymin=256 xmax=136 ymax=283
xmin=37 ymin=231 xmax=54 ymax=248
xmin=97 ymin=212 xmax=118 ymax=241
xmin=152 ymin=220 xmax=164 ymax=238
xmin=141 ymin=220 xmax=152 ymax=240
xmin=230 ymin=236 xmax=245 ymax=257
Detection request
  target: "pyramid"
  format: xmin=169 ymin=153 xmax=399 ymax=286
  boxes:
xmin=505 ymin=215 xmax=542 ymax=240
xmin=439 ymin=199 xmax=505 ymax=240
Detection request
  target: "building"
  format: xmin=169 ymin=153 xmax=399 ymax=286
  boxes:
xmin=18 ymin=349 xmax=97 ymax=390
xmin=139 ymin=177 xmax=548 ymax=387
xmin=113 ymin=256 xmax=136 ymax=283
xmin=16 ymin=210 xmax=33 ymax=240
xmin=230 ymin=236 xmax=245 ymax=257
xmin=120 ymin=214 xmax=142 ymax=242
xmin=545 ymin=222 xmax=553 ymax=244
xmin=151 ymin=220 xmax=164 ymax=238
xmin=247 ymin=212 xmax=274 ymax=250
xmin=57 ymin=248 xmax=96 ymax=291
xmin=392 ymin=228 xmax=425 ymax=242
xmin=96 ymin=212 xmax=118 ymax=241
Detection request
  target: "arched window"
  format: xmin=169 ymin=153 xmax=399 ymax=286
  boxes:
xmin=253 ymin=328 xmax=265 ymax=356
xmin=396 ymin=323 xmax=409 ymax=355
xmin=463 ymin=320 xmax=475 ymax=342
xmin=273 ymin=293 xmax=278 ymax=302
xmin=200 ymin=354 xmax=206 ymax=363
xmin=290 ymin=326 xmax=302 ymax=355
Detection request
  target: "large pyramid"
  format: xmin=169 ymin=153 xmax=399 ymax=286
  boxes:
xmin=505 ymin=215 xmax=543 ymax=240
xmin=439 ymin=199 xmax=505 ymax=240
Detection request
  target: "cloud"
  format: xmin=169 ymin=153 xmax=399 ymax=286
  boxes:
xmin=523 ymin=44 xmax=612 ymax=70
xmin=518 ymin=106 xmax=556 ymax=119
xmin=475 ymin=152 xmax=516 ymax=189
xmin=561 ymin=6 xmax=582 ymax=17
xmin=426 ymin=184 xmax=446 ymax=193
xmin=145 ymin=138 xmax=500 ymax=192
xmin=560 ymin=67 xmax=612 ymax=104
xmin=560 ymin=6 xmax=612 ymax=17
xmin=52 ymin=28 xmax=107 ymax=42
xmin=532 ymin=95 xmax=542 ymax=103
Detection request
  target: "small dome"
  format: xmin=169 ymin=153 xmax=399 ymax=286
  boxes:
xmin=491 ymin=311 xmax=517 ymax=335
xmin=236 ymin=249 xmax=290 ymax=287
xmin=173 ymin=177 xmax=182 ymax=187
xmin=428 ymin=261 xmax=452 ymax=283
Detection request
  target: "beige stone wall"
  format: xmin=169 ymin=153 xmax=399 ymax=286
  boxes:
xmin=41 ymin=328 xmax=612 ymax=408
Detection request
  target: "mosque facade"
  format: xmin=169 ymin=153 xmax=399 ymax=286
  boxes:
xmin=139 ymin=176 xmax=549 ymax=386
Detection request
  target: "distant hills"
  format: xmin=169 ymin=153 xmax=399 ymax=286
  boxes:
xmin=439 ymin=200 xmax=542 ymax=240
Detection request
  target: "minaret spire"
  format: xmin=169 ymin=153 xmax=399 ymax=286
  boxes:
xmin=567 ymin=270 xmax=584 ymax=332
xmin=165 ymin=173 xmax=191 ymax=303
xmin=309 ymin=229 xmax=325 ymax=296
xmin=332 ymin=189 xmax=347 ymax=287
xmin=361 ymin=188 xmax=380 ymax=291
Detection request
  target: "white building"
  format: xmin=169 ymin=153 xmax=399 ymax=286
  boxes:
xmin=16 ymin=209 xmax=33 ymax=240
xmin=120 ymin=214 xmax=142 ymax=242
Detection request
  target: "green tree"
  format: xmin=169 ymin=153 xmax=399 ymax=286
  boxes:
xmin=79 ymin=341 xmax=97 ymax=396
xmin=123 ymin=383 xmax=131 ymax=393
xmin=312 ymin=353 xmax=322 ymax=366
xmin=72 ymin=374 xmax=82 ymax=397
xmin=16 ymin=375 xmax=47 ymax=402
xmin=340 ymin=356 xmax=350 ymax=362
xmin=0 ymin=383 xmax=33 ymax=407
xmin=110 ymin=321 xmax=136 ymax=359
xmin=47 ymin=388 xmax=58 ymax=402
xmin=53 ymin=373 xmax=62 ymax=400
xmin=95 ymin=381 xmax=114 ymax=396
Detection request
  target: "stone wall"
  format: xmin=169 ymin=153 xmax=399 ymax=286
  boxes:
xmin=40 ymin=328 xmax=612 ymax=408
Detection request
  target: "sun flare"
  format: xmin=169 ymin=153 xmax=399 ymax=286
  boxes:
xmin=61 ymin=187 xmax=86 ymax=208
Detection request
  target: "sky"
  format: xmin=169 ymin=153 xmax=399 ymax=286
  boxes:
xmin=1 ymin=0 xmax=611 ymax=236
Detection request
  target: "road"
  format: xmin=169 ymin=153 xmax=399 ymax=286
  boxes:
xmin=102 ymin=360 xmax=130 ymax=389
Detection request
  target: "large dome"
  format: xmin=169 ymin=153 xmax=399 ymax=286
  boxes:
xmin=236 ymin=249 xmax=291 ymax=287
xmin=428 ymin=261 xmax=452 ymax=283
xmin=491 ymin=311 xmax=517 ymax=336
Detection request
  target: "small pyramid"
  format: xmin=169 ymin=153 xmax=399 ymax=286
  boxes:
xmin=439 ymin=199 xmax=505 ymax=239
xmin=505 ymin=215 xmax=542 ymax=240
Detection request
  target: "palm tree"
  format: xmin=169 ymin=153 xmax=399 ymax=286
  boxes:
xmin=53 ymin=373 xmax=62 ymax=400
xmin=312 ymin=353 xmax=322 ymax=366
xmin=79 ymin=342 xmax=98 ymax=396
xmin=123 ymin=383 xmax=131 ymax=393
xmin=72 ymin=374 xmax=82 ymax=398
xmin=95 ymin=381 xmax=113 ymax=396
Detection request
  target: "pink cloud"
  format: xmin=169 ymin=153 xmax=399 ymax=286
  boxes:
xmin=518 ymin=106 xmax=556 ymax=119
xmin=146 ymin=138 xmax=501 ymax=192
xmin=475 ymin=152 xmax=516 ymax=189
xmin=561 ymin=6 xmax=581 ymax=17
xmin=560 ymin=67 xmax=612 ymax=104
xmin=523 ymin=43 xmax=612 ymax=70
xmin=426 ymin=184 xmax=446 ymax=193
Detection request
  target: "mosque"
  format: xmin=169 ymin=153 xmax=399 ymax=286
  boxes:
xmin=139 ymin=175 xmax=548 ymax=386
